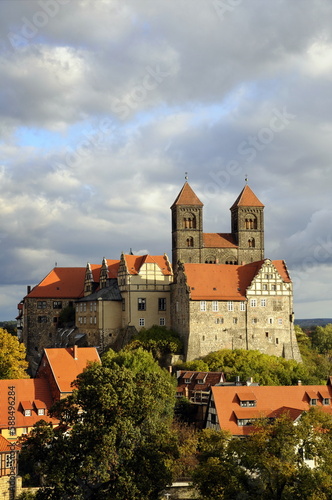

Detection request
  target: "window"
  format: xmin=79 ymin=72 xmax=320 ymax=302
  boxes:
xmin=139 ymin=318 xmax=145 ymax=327
xmin=238 ymin=418 xmax=254 ymax=426
xmin=53 ymin=301 xmax=62 ymax=309
xmin=278 ymin=318 xmax=283 ymax=325
xmin=90 ymin=303 xmax=93 ymax=312
xmin=24 ymin=410 xmax=31 ymax=417
xmin=248 ymin=238 xmax=255 ymax=248
xmin=276 ymin=338 xmax=279 ymax=344
xmin=310 ymin=399 xmax=317 ymax=406
xmin=323 ymin=398 xmax=330 ymax=405
xmin=37 ymin=301 xmax=47 ymax=309
xmin=38 ymin=408 xmax=45 ymax=416
xmin=90 ymin=317 xmax=93 ymax=324
xmin=94 ymin=317 xmax=97 ymax=324
xmin=5 ymin=454 xmax=13 ymax=468
xmin=159 ymin=318 xmax=165 ymax=326
xmin=83 ymin=317 xmax=86 ymax=324
xmin=215 ymin=317 xmax=224 ymax=324
xmin=9 ymin=428 xmax=16 ymax=436
xmin=200 ymin=301 xmax=206 ymax=312
xmin=94 ymin=302 xmax=97 ymax=312
xmin=83 ymin=303 xmax=87 ymax=312
xmin=240 ymin=302 xmax=246 ymax=311
xmin=138 ymin=298 xmax=146 ymax=311
xmin=252 ymin=318 xmax=258 ymax=324
xmin=266 ymin=332 xmax=269 ymax=337
xmin=186 ymin=237 xmax=194 ymax=247
xmin=212 ymin=301 xmax=218 ymax=312
xmin=271 ymin=284 xmax=276 ymax=291
xmin=37 ymin=316 xmax=47 ymax=323
xmin=261 ymin=299 xmax=266 ymax=307
xmin=233 ymin=317 xmax=238 ymax=324
xmin=268 ymin=318 xmax=274 ymax=324
xmin=240 ymin=400 xmax=256 ymax=407
xmin=53 ymin=317 xmax=57 ymax=323
xmin=210 ymin=413 xmax=216 ymax=425
xmin=263 ymin=284 xmax=268 ymax=290
xmin=227 ymin=301 xmax=233 ymax=312
xmin=250 ymin=299 xmax=257 ymax=307
xmin=22 ymin=428 xmax=28 ymax=435
xmin=158 ymin=298 xmax=166 ymax=311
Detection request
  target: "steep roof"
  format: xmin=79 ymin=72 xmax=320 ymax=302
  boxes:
xmin=123 ymin=254 xmax=172 ymax=276
xmin=27 ymin=267 xmax=87 ymax=299
xmin=230 ymin=184 xmax=264 ymax=209
xmin=203 ymin=233 xmax=237 ymax=249
xmin=182 ymin=260 xmax=290 ymax=300
xmin=176 ymin=371 xmax=225 ymax=398
xmin=211 ymin=384 xmax=332 ymax=436
xmin=0 ymin=378 xmax=58 ymax=430
xmin=171 ymin=182 xmax=203 ymax=208
xmin=39 ymin=347 xmax=101 ymax=394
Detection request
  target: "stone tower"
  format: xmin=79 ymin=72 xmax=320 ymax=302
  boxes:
xmin=171 ymin=182 xmax=204 ymax=267
xmin=230 ymin=184 xmax=264 ymax=263
xmin=171 ymin=182 xmax=265 ymax=268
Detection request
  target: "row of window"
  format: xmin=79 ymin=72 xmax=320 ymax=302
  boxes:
xmin=37 ymin=301 xmax=62 ymax=309
xmin=139 ymin=318 xmax=165 ymax=327
xmin=138 ymin=298 xmax=166 ymax=311
xmin=76 ymin=303 xmax=97 ymax=313
xmin=200 ymin=301 xmax=246 ymax=312
xmin=78 ymin=316 xmax=97 ymax=325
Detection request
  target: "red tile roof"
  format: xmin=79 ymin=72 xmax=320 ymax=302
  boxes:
xmin=171 ymin=182 xmax=203 ymax=208
xmin=106 ymin=260 xmax=120 ymax=278
xmin=0 ymin=435 xmax=18 ymax=452
xmin=27 ymin=267 xmax=87 ymax=299
xmin=40 ymin=347 xmax=101 ymax=394
xmin=123 ymin=254 xmax=172 ymax=276
xmin=230 ymin=185 xmax=264 ymax=209
xmin=177 ymin=371 xmax=225 ymax=398
xmin=211 ymin=384 xmax=332 ymax=436
xmin=183 ymin=260 xmax=290 ymax=300
xmin=203 ymin=233 xmax=237 ymax=248
xmin=0 ymin=379 xmax=58 ymax=430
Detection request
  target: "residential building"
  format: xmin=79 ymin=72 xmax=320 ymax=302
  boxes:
xmin=35 ymin=346 xmax=101 ymax=400
xmin=176 ymin=370 xmax=225 ymax=404
xmin=206 ymin=383 xmax=332 ymax=439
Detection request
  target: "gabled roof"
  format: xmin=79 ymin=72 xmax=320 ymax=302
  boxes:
xmin=27 ymin=267 xmax=87 ymax=299
xmin=38 ymin=347 xmax=101 ymax=394
xmin=176 ymin=370 xmax=225 ymax=397
xmin=211 ymin=384 xmax=332 ymax=436
xmin=182 ymin=260 xmax=290 ymax=300
xmin=230 ymin=184 xmax=264 ymax=209
xmin=203 ymin=233 xmax=237 ymax=249
xmin=0 ymin=435 xmax=19 ymax=452
xmin=123 ymin=254 xmax=172 ymax=276
xmin=171 ymin=182 xmax=203 ymax=208
xmin=0 ymin=378 xmax=57 ymax=429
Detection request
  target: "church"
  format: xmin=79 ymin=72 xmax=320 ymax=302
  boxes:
xmin=18 ymin=181 xmax=301 ymax=371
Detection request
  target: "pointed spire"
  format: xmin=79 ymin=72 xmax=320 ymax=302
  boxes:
xmin=230 ymin=185 xmax=264 ymax=209
xmin=171 ymin=182 xmax=203 ymax=208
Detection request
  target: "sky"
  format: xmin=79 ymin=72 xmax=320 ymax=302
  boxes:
xmin=0 ymin=0 xmax=331 ymax=321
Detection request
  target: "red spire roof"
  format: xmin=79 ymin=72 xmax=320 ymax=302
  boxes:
xmin=231 ymin=185 xmax=264 ymax=209
xmin=171 ymin=182 xmax=203 ymax=208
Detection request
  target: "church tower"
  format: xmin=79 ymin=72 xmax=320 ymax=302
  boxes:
xmin=171 ymin=182 xmax=203 ymax=268
xmin=230 ymin=184 xmax=264 ymax=263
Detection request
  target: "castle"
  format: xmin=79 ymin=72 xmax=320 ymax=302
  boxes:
xmin=17 ymin=182 xmax=301 ymax=372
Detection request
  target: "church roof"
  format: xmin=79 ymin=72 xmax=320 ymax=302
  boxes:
xmin=230 ymin=184 xmax=264 ymax=209
xmin=203 ymin=233 xmax=237 ymax=248
xmin=171 ymin=182 xmax=203 ymax=208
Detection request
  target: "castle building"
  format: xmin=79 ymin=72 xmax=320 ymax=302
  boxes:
xmin=18 ymin=181 xmax=301 ymax=368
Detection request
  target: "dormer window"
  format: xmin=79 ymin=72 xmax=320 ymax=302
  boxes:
xmin=34 ymin=400 xmax=46 ymax=416
xmin=238 ymin=392 xmax=257 ymax=407
xmin=306 ymin=390 xmax=318 ymax=406
xmin=25 ymin=409 xmax=31 ymax=416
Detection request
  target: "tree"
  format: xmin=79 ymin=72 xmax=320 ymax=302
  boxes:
xmin=126 ymin=325 xmax=183 ymax=363
xmin=0 ymin=328 xmax=28 ymax=379
xmin=310 ymin=324 xmax=332 ymax=355
xmin=19 ymin=348 xmax=178 ymax=500
xmin=179 ymin=349 xmax=310 ymax=386
xmin=193 ymin=409 xmax=332 ymax=500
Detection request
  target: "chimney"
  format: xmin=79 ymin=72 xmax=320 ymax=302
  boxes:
xmin=27 ymin=285 xmax=31 ymax=294
xmin=73 ymin=345 xmax=78 ymax=360
xmin=298 ymin=380 xmax=302 ymax=386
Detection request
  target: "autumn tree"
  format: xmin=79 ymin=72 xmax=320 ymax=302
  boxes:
xmin=0 ymin=328 xmax=28 ymax=379
xmin=19 ymin=348 xmax=178 ymax=499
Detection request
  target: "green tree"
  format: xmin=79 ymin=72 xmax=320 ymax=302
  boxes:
xmin=0 ymin=328 xmax=28 ymax=378
xmin=126 ymin=325 xmax=183 ymax=362
xmin=193 ymin=409 xmax=332 ymax=500
xmin=19 ymin=349 xmax=177 ymax=500
xmin=311 ymin=324 xmax=332 ymax=355
xmin=180 ymin=349 xmax=310 ymax=386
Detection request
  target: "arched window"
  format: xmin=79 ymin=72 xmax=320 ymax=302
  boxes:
xmin=186 ymin=237 xmax=194 ymax=247
xmin=248 ymin=238 xmax=255 ymax=248
xmin=205 ymin=255 xmax=216 ymax=264
xmin=245 ymin=215 xmax=257 ymax=229
xmin=183 ymin=213 xmax=196 ymax=229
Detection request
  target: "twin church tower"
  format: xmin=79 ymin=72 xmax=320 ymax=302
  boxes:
xmin=171 ymin=181 xmax=265 ymax=267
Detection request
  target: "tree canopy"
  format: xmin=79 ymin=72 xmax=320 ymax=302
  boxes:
xmin=0 ymin=328 xmax=28 ymax=379
xmin=126 ymin=324 xmax=183 ymax=362
xmin=19 ymin=348 xmax=178 ymax=499
xmin=193 ymin=409 xmax=332 ymax=500
xmin=177 ymin=348 xmax=310 ymax=385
